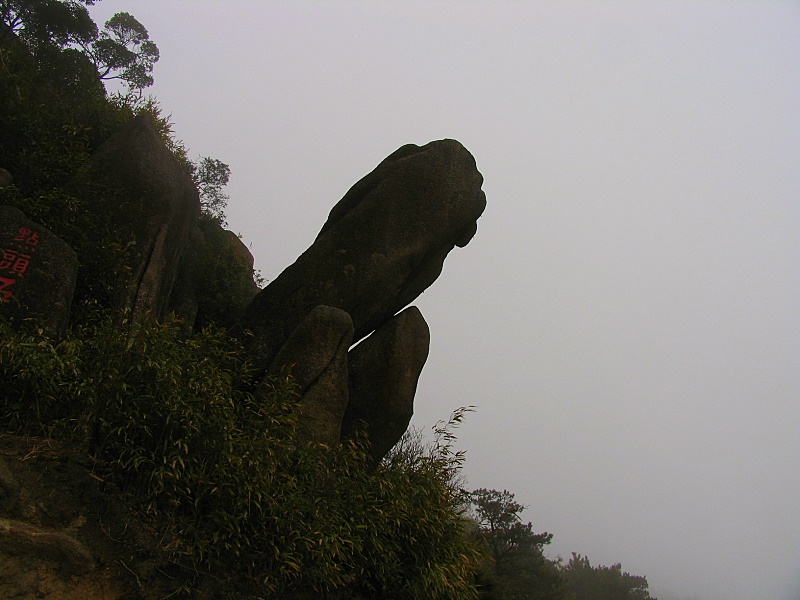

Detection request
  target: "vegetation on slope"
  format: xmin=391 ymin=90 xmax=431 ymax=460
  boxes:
xmin=0 ymin=318 xmax=481 ymax=598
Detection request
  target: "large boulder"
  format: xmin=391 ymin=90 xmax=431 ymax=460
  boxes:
xmin=342 ymin=307 xmax=430 ymax=466
xmin=261 ymin=305 xmax=354 ymax=446
xmin=0 ymin=205 xmax=77 ymax=336
xmin=91 ymin=115 xmax=201 ymax=323
xmin=165 ymin=223 xmax=205 ymax=331
xmin=169 ymin=219 xmax=260 ymax=332
xmin=241 ymin=139 xmax=485 ymax=375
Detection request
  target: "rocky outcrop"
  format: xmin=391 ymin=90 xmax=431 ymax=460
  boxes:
xmin=343 ymin=307 xmax=430 ymax=465
xmin=169 ymin=219 xmax=260 ymax=332
xmin=241 ymin=139 xmax=485 ymax=461
xmin=3 ymin=125 xmax=483 ymax=464
xmin=0 ymin=518 xmax=95 ymax=575
xmin=0 ymin=205 xmax=78 ymax=337
xmin=241 ymin=139 xmax=485 ymax=375
xmin=0 ymin=434 xmax=195 ymax=600
xmin=262 ymin=305 xmax=354 ymax=446
xmin=166 ymin=223 xmax=205 ymax=331
xmin=2 ymin=114 xmax=260 ymax=335
xmin=91 ymin=114 xmax=201 ymax=323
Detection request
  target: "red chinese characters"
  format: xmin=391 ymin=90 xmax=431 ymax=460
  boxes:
xmin=0 ymin=226 xmax=40 ymax=302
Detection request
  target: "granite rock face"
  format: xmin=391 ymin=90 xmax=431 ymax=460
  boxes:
xmin=241 ymin=139 xmax=486 ymax=375
xmin=169 ymin=219 xmax=260 ymax=331
xmin=91 ymin=114 xmax=201 ymax=323
xmin=342 ymin=307 xmax=430 ymax=466
xmin=262 ymin=305 xmax=354 ymax=447
xmin=241 ymin=139 xmax=485 ymax=461
xmin=0 ymin=205 xmax=78 ymax=336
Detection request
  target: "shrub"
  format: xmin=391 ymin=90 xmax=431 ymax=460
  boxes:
xmin=0 ymin=320 xmax=83 ymax=432
xmin=0 ymin=318 xmax=482 ymax=598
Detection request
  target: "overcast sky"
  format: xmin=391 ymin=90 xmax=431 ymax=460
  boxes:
xmin=90 ymin=2 xmax=800 ymax=599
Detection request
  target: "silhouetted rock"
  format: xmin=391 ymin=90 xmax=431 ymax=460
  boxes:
xmin=241 ymin=139 xmax=485 ymax=375
xmin=91 ymin=115 xmax=200 ymax=323
xmin=343 ymin=307 xmax=430 ymax=466
xmin=0 ymin=205 xmax=77 ymax=336
xmin=262 ymin=305 xmax=354 ymax=446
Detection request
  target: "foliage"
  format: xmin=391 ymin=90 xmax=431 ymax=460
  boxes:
xmin=0 ymin=321 xmax=84 ymax=432
xmin=1 ymin=0 xmax=159 ymax=91
xmin=0 ymin=2 xmax=155 ymax=320
xmin=189 ymin=215 xmax=258 ymax=329
xmin=0 ymin=318 xmax=483 ymax=598
xmin=192 ymin=156 xmax=231 ymax=225
xmin=561 ymin=553 xmax=657 ymax=600
xmin=469 ymin=488 xmax=566 ymax=600
xmin=87 ymin=11 xmax=159 ymax=89
xmin=0 ymin=0 xmax=98 ymax=52
xmin=0 ymin=10 xmax=246 ymax=325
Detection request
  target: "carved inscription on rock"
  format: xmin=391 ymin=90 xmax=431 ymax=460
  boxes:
xmin=0 ymin=226 xmax=39 ymax=303
xmin=0 ymin=206 xmax=78 ymax=336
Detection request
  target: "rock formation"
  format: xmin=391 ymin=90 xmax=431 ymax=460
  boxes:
xmin=262 ymin=305 xmax=354 ymax=446
xmin=3 ymin=118 xmax=484 ymax=464
xmin=91 ymin=114 xmax=201 ymax=324
xmin=241 ymin=139 xmax=485 ymax=461
xmin=242 ymin=139 xmax=485 ymax=371
xmin=89 ymin=115 xmax=259 ymax=332
xmin=190 ymin=219 xmax=260 ymax=329
xmin=343 ymin=306 xmax=431 ymax=466
xmin=0 ymin=205 xmax=78 ymax=337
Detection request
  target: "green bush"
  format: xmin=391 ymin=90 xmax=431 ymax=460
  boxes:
xmin=0 ymin=318 xmax=481 ymax=598
xmin=0 ymin=321 xmax=83 ymax=431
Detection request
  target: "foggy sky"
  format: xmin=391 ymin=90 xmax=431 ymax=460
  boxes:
xmin=89 ymin=2 xmax=800 ymax=599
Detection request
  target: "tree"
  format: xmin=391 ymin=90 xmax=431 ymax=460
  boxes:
xmin=192 ymin=156 xmax=231 ymax=224
xmin=0 ymin=0 xmax=159 ymax=91
xmin=561 ymin=553 xmax=657 ymax=600
xmin=0 ymin=0 xmax=98 ymax=51
xmin=88 ymin=11 xmax=159 ymax=89
xmin=469 ymin=488 xmax=566 ymax=600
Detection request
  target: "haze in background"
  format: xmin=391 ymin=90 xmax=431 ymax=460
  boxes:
xmin=89 ymin=2 xmax=800 ymax=599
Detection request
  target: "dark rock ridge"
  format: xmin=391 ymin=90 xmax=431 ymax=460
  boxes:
xmin=2 ymin=117 xmax=257 ymax=336
xmin=91 ymin=114 xmax=202 ymax=324
xmin=89 ymin=114 xmax=257 ymax=330
xmin=241 ymin=139 xmax=485 ymax=461
xmin=168 ymin=219 xmax=260 ymax=331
